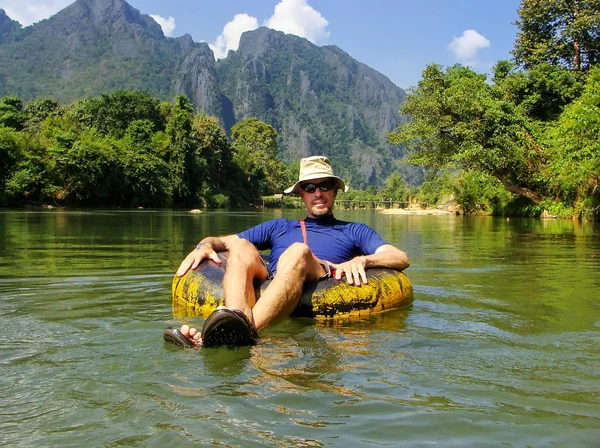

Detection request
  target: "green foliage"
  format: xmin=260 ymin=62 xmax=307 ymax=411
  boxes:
xmin=117 ymin=143 xmax=172 ymax=207
xmin=164 ymin=95 xmax=201 ymax=204
xmin=23 ymin=98 xmax=60 ymax=132
xmin=3 ymin=133 xmax=60 ymax=204
xmin=538 ymin=199 xmax=575 ymax=219
xmin=2 ymin=1 xmax=599 ymax=218
xmin=546 ymin=66 xmax=600 ymax=219
xmin=193 ymin=113 xmax=244 ymax=206
xmin=231 ymin=117 xmax=289 ymax=197
xmin=513 ymin=0 xmax=600 ymax=71
xmin=75 ymin=90 xmax=165 ymax=138
xmin=381 ymin=171 xmax=410 ymax=202
xmin=453 ymin=172 xmax=481 ymax=215
xmin=388 ymin=63 xmax=546 ymax=204
xmin=0 ymin=126 xmax=21 ymax=202
xmin=48 ymin=130 xmax=118 ymax=204
xmin=414 ymin=169 xmax=456 ymax=206
xmin=209 ymin=193 xmax=230 ymax=208
xmin=495 ymin=62 xmax=583 ymax=120
xmin=452 ymin=171 xmax=510 ymax=215
xmin=385 ymin=2 xmax=599 ymax=219
xmin=390 ymin=58 xmax=597 ymax=218
xmin=0 ymin=91 xmax=259 ymax=208
xmin=0 ymin=95 xmax=27 ymax=130
xmin=336 ymin=185 xmax=385 ymax=209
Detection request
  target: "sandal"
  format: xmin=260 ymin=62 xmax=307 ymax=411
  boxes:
xmin=163 ymin=326 xmax=197 ymax=348
xmin=201 ymin=308 xmax=259 ymax=348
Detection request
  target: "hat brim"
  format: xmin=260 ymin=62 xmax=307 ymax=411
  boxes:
xmin=284 ymin=175 xmax=348 ymax=194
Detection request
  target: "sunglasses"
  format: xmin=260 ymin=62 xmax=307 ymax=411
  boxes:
xmin=299 ymin=179 xmax=337 ymax=193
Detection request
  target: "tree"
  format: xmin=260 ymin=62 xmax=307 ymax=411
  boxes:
xmin=165 ymin=95 xmax=199 ymax=204
xmin=382 ymin=171 xmax=409 ymax=202
xmin=73 ymin=90 xmax=165 ymax=138
xmin=0 ymin=127 xmax=21 ymax=202
xmin=388 ymin=63 xmax=546 ymax=204
xmin=116 ymin=142 xmax=171 ymax=207
xmin=494 ymin=61 xmax=583 ymax=120
xmin=231 ymin=117 xmax=287 ymax=197
xmin=2 ymin=133 xmax=59 ymax=204
xmin=416 ymin=169 xmax=456 ymax=206
xmin=547 ymin=66 xmax=600 ymax=217
xmin=0 ymin=95 xmax=27 ymax=130
xmin=513 ymin=0 xmax=600 ymax=71
xmin=24 ymin=98 xmax=60 ymax=128
xmin=48 ymin=130 xmax=119 ymax=204
xmin=193 ymin=113 xmax=239 ymax=206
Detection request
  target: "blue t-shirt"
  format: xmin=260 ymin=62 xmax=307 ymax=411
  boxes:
xmin=237 ymin=215 xmax=388 ymax=276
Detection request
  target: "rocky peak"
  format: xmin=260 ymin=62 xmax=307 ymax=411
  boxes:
xmin=236 ymin=27 xmax=310 ymax=58
xmin=43 ymin=0 xmax=164 ymax=41
xmin=0 ymin=9 xmax=21 ymax=44
xmin=217 ymin=26 xmax=410 ymax=186
xmin=0 ymin=0 xmax=411 ymax=187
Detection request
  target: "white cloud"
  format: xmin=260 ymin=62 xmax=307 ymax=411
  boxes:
xmin=1 ymin=0 xmax=74 ymax=26
xmin=265 ymin=0 xmax=329 ymax=43
xmin=209 ymin=13 xmax=259 ymax=59
xmin=150 ymin=14 xmax=176 ymax=37
xmin=448 ymin=29 xmax=490 ymax=61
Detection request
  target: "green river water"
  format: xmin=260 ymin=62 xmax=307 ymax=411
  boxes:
xmin=0 ymin=209 xmax=598 ymax=447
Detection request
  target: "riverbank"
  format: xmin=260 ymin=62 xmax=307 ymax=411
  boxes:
xmin=379 ymin=208 xmax=455 ymax=215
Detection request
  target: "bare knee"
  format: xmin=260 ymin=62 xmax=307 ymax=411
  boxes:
xmin=227 ymin=238 xmax=262 ymax=270
xmin=229 ymin=238 xmax=257 ymax=254
xmin=278 ymin=243 xmax=313 ymax=272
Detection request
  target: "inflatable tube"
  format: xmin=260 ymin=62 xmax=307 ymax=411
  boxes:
xmin=172 ymin=253 xmax=413 ymax=319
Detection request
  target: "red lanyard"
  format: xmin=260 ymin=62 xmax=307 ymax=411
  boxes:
xmin=300 ymin=219 xmax=308 ymax=244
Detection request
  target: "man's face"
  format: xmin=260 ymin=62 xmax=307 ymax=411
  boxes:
xmin=298 ymin=177 xmax=338 ymax=218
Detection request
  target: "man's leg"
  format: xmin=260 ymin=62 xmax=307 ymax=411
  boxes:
xmin=222 ymin=238 xmax=269 ymax=326
xmin=178 ymin=239 xmax=267 ymax=345
xmin=251 ymin=242 xmax=325 ymax=331
xmin=178 ymin=242 xmax=324 ymax=342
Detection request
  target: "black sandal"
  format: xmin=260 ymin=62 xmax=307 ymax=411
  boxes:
xmin=201 ymin=308 xmax=259 ymax=348
xmin=163 ymin=326 xmax=196 ymax=348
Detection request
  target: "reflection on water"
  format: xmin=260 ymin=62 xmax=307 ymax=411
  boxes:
xmin=0 ymin=210 xmax=599 ymax=446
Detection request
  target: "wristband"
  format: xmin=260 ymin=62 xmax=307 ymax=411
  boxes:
xmin=195 ymin=242 xmax=212 ymax=251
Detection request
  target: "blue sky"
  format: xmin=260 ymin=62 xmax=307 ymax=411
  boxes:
xmin=1 ymin=0 xmax=524 ymax=89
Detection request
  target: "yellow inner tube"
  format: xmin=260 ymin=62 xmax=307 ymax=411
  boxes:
xmin=172 ymin=253 xmax=413 ymax=319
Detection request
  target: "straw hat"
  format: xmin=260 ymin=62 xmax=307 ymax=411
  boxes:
xmin=284 ymin=156 xmax=349 ymax=194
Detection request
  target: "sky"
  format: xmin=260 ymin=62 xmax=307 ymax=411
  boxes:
xmin=0 ymin=0 xmax=524 ymax=90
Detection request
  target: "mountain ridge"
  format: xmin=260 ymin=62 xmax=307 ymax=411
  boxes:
xmin=0 ymin=0 xmax=417 ymax=187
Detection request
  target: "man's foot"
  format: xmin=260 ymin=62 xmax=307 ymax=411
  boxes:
xmin=163 ymin=324 xmax=202 ymax=348
xmin=201 ymin=308 xmax=259 ymax=348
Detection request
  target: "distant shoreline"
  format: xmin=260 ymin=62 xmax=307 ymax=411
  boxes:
xmin=379 ymin=208 xmax=454 ymax=215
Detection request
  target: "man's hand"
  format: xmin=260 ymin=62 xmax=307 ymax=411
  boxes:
xmin=176 ymin=243 xmax=221 ymax=277
xmin=329 ymin=256 xmax=368 ymax=286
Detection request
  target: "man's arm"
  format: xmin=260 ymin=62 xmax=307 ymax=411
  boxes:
xmin=368 ymin=244 xmax=410 ymax=270
xmin=328 ymin=245 xmax=410 ymax=286
xmin=176 ymin=234 xmax=240 ymax=277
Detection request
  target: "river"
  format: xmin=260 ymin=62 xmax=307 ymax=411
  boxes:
xmin=0 ymin=209 xmax=598 ymax=447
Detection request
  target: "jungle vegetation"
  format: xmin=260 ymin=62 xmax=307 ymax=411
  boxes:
xmin=1 ymin=0 xmax=599 ymax=218
xmin=388 ymin=0 xmax=600 ymax=219
xmin=0 ymin=92 xmax=293 ymax=208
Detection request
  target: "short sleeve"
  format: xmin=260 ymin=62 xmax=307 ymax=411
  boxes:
xmin=237 ymin=219 xmax=283 ymax=251
xmin=350 ymin=223 xmax=388 ymax=255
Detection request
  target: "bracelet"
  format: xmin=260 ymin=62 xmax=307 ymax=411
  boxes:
xmin=195 ymin=242 xmax=211 ymax=251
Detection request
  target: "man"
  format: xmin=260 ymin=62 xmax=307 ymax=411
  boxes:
xmin=165 ymin=155 xmax=410 ymax=348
